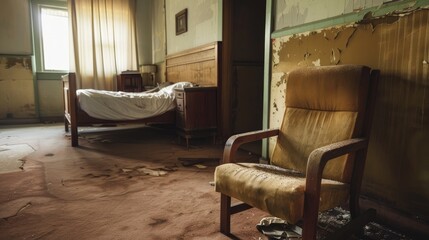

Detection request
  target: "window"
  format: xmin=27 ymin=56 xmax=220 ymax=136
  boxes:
xmin=40 ymin=7 xmax=69 ymax=71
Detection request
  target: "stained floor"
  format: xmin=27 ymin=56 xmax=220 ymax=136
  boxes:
xmin=0 ymin=123 xmax=267 ymax=239
xmin=0 ymin=123 xmax=422 ymax=239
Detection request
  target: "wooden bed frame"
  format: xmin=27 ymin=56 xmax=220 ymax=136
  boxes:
xmin=63 ymin=42 xmax=221 ymax=147
xmin=62 ymin=73 xmax=176 ymax=147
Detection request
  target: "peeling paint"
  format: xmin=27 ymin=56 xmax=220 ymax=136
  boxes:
xmin=312 ymin=59 xmax=321 ymax=66
xmin=272 ymin=102 xmax=279 ymax=113
xmin=274 ymin=0 xmax=395 ymax=31
xmin=271 ymin=8 xmax=429 ymax=219
xmin=330 ymin=48 xmax=340 ymax=64
xmin=0 ymin=56 xmax=35 ymax=120
xmin=5 ymin=57 xmax=31 ymax=70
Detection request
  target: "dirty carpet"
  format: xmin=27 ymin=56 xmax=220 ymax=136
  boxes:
xmin=0 ymin=124 xmax=267 ymax=239
xmin=0 ymin=124 xmax=419 ymax=239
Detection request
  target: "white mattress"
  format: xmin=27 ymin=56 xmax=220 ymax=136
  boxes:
xmin=77 ymin=82 xmax=193 ymax=120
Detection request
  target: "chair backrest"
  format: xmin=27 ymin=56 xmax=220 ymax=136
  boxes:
xmin=271 ymin=65 xmax=372 ymax=183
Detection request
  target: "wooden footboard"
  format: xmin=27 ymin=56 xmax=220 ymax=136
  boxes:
xmin=62 ymin=73 xmax=176 ymax=147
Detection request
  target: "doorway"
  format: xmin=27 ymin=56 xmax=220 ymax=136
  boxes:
xmin=222 ymin=0 xmax=266 ymax=154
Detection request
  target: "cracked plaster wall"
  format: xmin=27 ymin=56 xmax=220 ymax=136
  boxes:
xmin=274 ymin=0 xmax=394 ymax=30
xmin=271 ymin=8 xmax=429 ymax=219
xmin=0 ymin=0 xmax=36 ymax=121
xmin=0 ymin=57 xmax=35 ymax=120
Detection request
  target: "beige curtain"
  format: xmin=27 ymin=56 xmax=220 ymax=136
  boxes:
xmin=69 ymin=0 xmax=137 ymax=90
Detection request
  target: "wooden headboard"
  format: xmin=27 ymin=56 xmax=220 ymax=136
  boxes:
xmin=165 ymin=42 xmax=220 ymax=86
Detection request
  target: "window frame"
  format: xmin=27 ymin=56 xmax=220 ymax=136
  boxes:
xmin=32 ymin=0 xmax=68 ymax=73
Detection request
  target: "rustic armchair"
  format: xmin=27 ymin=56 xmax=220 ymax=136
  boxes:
xmin=214 ymin=65 xmax=379 ymax=239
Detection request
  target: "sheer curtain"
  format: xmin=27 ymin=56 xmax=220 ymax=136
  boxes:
xmin=69 ymin=0 xmax=137 ymax=90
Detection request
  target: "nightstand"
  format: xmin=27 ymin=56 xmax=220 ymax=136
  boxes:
xmin=117 ymin=72 xmax=143 ymax=92
xmin=175 ymin=86 xmax=217 ymax=148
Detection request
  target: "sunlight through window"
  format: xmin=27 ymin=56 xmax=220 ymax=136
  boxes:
xmin=41 ymin=7 xmax=69 ymax=71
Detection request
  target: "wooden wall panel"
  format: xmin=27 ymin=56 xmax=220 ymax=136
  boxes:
xmin=271 ymin=8 xmax=429 ymax=225
xmin=166 ymin=42 xmax=220 ymax=86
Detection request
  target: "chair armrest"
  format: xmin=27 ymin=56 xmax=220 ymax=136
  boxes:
xmin=302 ymin=138 xmax=369 ymax=236
xmin=305 ymin=138 xmax=368 ymax=197
xmin=222 ymin=129 xmax=280 ymax=164
xmin=307 ymin=138 xmax=368 ymax=178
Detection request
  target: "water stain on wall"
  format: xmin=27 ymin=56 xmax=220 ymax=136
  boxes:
xmin=271 ymin=9 xmax=429 ymax=220
xmin=5 ymin=57 xmax=32 ymax=70
xmin=0 ymin=56 xmax=35 ymax=120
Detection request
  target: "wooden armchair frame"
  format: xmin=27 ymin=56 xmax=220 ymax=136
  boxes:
xmin=218 ymin=68 xmax=379 ymax=240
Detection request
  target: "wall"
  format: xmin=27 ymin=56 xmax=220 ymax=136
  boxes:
xmin=270 ymin=0 xmax=429 ymax=228
xmin=0 ymin=57 xmax=35 ymax=121
xmin=0 ymin=0 xmax=36 ymax=123
xmin=36 ymin=74 xmax=64 ymax=119
xmin=165 ymin=0 xmax=221 ymax=55
xmin=274 ymin=0 xmax=393 ymax=30
xmin=152 ymin=0 xmax=167 ymax=82
xmin=136 ymin=0 xmax=153 ymax=66
xmin=0 ymin=0 xmax=32 ymax=54
xmin=153 ymin=0 xmax=166 ymax=64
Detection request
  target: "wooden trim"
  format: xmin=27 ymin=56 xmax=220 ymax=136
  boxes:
xmin=271 ymin=0 xmax=429 ymax=39
xmin=221 ymin=0 xmax=233 ymax=141
xmin=262 ymin=0 xmax=273 ymax=159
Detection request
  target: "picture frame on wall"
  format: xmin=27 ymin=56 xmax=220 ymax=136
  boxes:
xmin=175 ymin=9 xmax=187 ymax=35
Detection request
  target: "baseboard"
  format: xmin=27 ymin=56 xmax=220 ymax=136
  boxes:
xmin=0 ymin=118 xmax=40 ymax=125
xmin=39 ymin=116 xmax=63 ymax=123
xmin=0 ymin=116 xmax=63 ymax=125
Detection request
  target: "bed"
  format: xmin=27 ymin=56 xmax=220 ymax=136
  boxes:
xmin=62 ymin=73 xmax=192 ymax=147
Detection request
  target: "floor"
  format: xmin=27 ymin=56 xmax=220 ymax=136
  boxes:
xmin=0 ymin=123 xmax=421 ymax=239
xmin=0 ymin=123 xmax=269 ymax=240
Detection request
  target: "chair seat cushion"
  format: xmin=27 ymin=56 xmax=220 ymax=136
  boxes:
xmin=215 ymin=163 xmax=350 ymax=224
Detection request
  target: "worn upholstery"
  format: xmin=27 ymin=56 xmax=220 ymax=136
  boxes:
xmin=215 ymin=163 xmax=349 ymax=224
xmin=215 ymin=65 xmax=371 ymax=224
xmin=272 ymin=65 xmax=370 ymax=182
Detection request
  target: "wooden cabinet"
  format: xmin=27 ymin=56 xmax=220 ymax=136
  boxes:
xmin=175 ymin=87 xmax=217 ymax=147
xmin=117 ymin=72 xmax=143 ymax=92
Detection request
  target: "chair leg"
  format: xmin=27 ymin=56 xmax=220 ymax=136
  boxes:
xmin=302 ymin=195 xmax=320 ymax=240
xmin=302 ymin=217 xmax=318 ymax=240
xmin=220 ymin=193 xmax=231 ymax=235
xmin=350 ymin=191 xmax=360 ymax=219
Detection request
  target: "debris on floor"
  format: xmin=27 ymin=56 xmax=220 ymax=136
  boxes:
xmin=318 ymin=207 xmax=414 ymax=240
xmin=256 ymin=207 xmax=416 ymax=240
xmin=120 ymin=165 xmax=177 ymax=177
xmin=193 ymin=164 xmax=207 ymax=169
xmin=137 ymin=167 xmax=168 ymax=176
xmin=178 ymin=157 xmax=220 ymax=167
xmin=256 ymin=217 xmax=301 ymax=240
